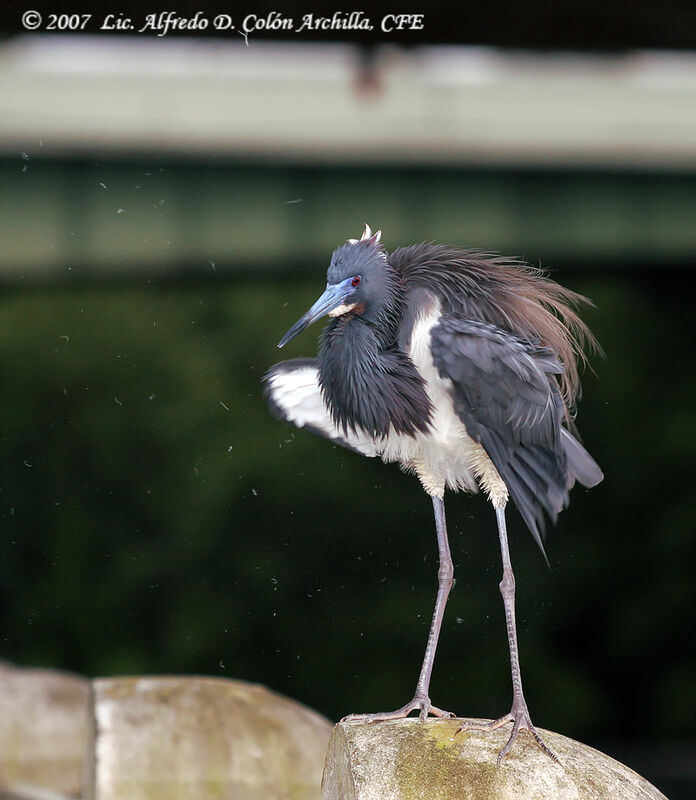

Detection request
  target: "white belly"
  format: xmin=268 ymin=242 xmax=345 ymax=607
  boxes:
xmin=374 ymin=300 xmax=483 ymax=498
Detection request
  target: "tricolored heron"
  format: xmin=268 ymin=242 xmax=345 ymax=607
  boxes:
xmin=264 ymin=224 xmax=602 ymax=764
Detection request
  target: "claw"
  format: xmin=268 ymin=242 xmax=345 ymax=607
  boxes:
xmin=458 ymin=699 xmax=559 ymax=766
xmin=342 ymin=695 xmax=455 ymax=724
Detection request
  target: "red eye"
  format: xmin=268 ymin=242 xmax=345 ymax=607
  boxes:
xmin=352 ymin=275 xmax=361 ymax=287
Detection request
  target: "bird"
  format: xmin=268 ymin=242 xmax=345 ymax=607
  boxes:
xmin=264 ymin=223 xmax=603 ymax=764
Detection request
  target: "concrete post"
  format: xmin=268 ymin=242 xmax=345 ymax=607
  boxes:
xmin=321 ymin=718 xmax=668 ymax=800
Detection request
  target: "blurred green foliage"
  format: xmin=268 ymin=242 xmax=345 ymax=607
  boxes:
xmin=0 ymin=270 xmax=693 ymax=755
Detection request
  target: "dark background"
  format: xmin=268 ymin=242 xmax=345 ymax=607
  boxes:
xmin=0 ymin=2 xmax=694 ymax=798
xmin=1 ymin=0 xmax=695 ymax=49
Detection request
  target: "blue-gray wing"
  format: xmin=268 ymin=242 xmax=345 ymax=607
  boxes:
xmin=264 ymin=358 xmax=378 ymax=457
xmin=430 ymin=317 xmax=602 ymax=550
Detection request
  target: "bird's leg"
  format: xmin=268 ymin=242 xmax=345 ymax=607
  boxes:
xmin=458 ymin=504 xmax=559 ymax=765
xmin=342 ymin=494 xmax=456 ymax=723
xmin=409 ymin=494 xmax=456 ymax=718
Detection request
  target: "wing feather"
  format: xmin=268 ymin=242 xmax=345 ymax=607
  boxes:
xmin=430 ymin=316 xmax=601 ymax=550
xmin=263 ymin=358 xmax=377 ymax=457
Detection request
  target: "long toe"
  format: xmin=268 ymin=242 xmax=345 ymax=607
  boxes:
xmin=423 ymin=703 xmax=456 ymax=720
xmin=341 ymin=707 xmax=411 ymax=724
xmin=458 ymin=706 xmax=559 ymax=766
xmin=457 ymin=713 xmax=513 ymax=734
xmin=342 ymin=695 xmax=455 ymax=724
xmin=525 ymin=720 xmax=560 ymax=765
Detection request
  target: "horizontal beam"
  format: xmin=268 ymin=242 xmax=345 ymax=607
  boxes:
xmin=1 ymin=159 xmax=694 ymax=278
xmin=2 ymin=38 xmax=696 ymax=169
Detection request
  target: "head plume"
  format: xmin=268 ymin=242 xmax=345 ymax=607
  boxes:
xmin=346 ymin=223 xmax=382 ymax=248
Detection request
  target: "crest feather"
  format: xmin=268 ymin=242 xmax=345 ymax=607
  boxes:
xmin=347 ymin=223 xmax=382 ymax=246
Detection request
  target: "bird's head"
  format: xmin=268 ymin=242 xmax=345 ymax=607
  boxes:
xmin=278 ymin=224 xmax=393 ymax=348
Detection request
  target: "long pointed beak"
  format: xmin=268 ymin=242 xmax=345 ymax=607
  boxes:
xmin=278 ymin=282 xmax=352 ymax=348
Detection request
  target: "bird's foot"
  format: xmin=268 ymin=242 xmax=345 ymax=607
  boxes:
xmin=342 ymin=693 xmax=455 ymax=723
xmin=457 ymin=696 xmax=559 ymax=766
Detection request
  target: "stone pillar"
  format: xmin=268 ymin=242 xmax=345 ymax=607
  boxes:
xmin=90 ymin=676 xmax=332 ymax=800
xmin=0 ymin=666 xmax=332 ymax=800
xmin=0 ymin=661 xmax=90 ymax=797
xmin=321 ymin=718 xmax=668 ymax=800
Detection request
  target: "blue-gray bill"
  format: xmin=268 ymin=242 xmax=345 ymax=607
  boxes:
xmin=278 ymin=278 xmax=356 ymax=348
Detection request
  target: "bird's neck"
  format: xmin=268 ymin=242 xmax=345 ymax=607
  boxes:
xmin=318 ymin=316 xmax=432 ymax=439
xmin=361 ymin=265 xmax=404 ymax=346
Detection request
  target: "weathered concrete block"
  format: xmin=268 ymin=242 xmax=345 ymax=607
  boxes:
xmin=321 ymin=718 xmax=668 ymax=800
xmin=90 ymin=676 xmax=332 ymax=800
xmin=0 ymin=661 xmax=90 ymax=798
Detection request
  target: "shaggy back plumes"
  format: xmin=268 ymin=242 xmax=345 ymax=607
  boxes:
xmin=388 ymin=243 xmax=599 ymax=414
